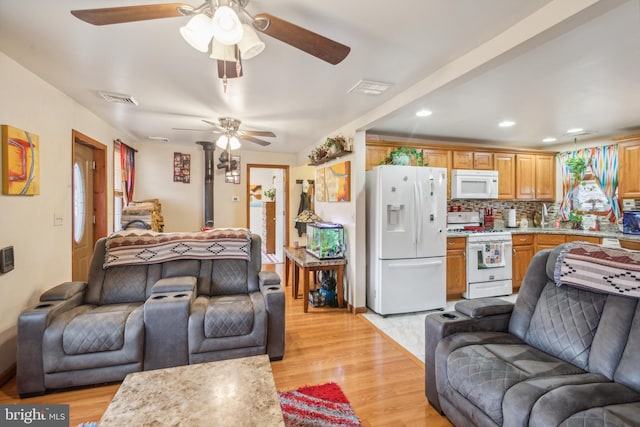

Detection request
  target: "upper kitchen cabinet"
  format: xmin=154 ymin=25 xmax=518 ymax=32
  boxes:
xmin=494 ymin=153 xmax=516 ymax=200
xmin=534 ymin=154 xmax=555 ymax=200
xmin=515 ymin=154 xmax=555 ymax=201
xmin=452 ymin=151 xmax=493 ymax=170
xmin=422 ymin=148 xmax=451 ymax=169
xmin=618 ymin=136 xmax=640 ymax=199
xmin=365 ymin=144 xmax=391 ymax=171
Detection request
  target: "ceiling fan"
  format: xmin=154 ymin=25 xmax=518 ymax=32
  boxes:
xmin=175 ymin=116 xmax=275 ymax=149
xmin=70 ymin=1 xmax=351 ymax=66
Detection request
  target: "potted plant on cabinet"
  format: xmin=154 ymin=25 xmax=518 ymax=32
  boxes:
xmin=263 ymin=188 xmax=275 ymax=201
xmin=325 ymin=135 xmax=347 ymax=154
xmin=382 ymin=146 xmax=425 ymax=166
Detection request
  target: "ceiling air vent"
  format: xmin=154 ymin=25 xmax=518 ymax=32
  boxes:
xmin=347 ymin=79 xmax=392 ymax=96
xmin=99 ymin=91 xmax=138 ymax=106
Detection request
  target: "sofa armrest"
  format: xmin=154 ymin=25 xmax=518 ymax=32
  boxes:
xmin=424 ymin=309 xmax=512 ymax=413
xmin=144 ymin=290 xmax=194 ymax=370
xmin=40 ymin=281 xmax=87 ymax=301
xmin=258 ymin=271 xmax=280 ymax=286
xmin=151 ymin=276 xmax=197 ymax=294
xmin=259 ymin=273 xmax=285 ymax=361
xmin=454 ymin=298 xmax=514 ymax=318
xmin=17 ymin=289 xmax=85 ymax=396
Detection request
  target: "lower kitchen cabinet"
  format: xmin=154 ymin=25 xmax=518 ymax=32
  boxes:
xmin=512 ymin=234 xmax=534 ymax=292
xmin=565 ymin=235 xmax=601 ymax=244
xmin=620 ymin=239 xmax=640 ymax=250
xmin=534 ymin=234 xmax=566 ymax=254
xmin=446 ymin=237 xmax=466 ymax=300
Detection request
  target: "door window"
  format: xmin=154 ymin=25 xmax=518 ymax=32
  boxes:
xmin=73 ymin=162 xmax=85 ymax=243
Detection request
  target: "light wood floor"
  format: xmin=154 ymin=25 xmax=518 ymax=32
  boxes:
xmin=0 ymin=263 xmax=452 ymax=426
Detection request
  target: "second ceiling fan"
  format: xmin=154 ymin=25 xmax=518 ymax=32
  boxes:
xmin=70 ymin=1 xmax=351 ymax=66
xmin=176 ymin=116 xmax=275 ymax=149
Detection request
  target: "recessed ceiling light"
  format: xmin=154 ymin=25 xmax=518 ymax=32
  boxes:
xmin=498 ymin=120 xmax=515 ymax=128
xmin=566 ymin=128 xmax=584 ymax=134
xmin=416 ymin=109 xmax=432 ymax=117
xmin=542 ymin=137 xmax=557 ymax=143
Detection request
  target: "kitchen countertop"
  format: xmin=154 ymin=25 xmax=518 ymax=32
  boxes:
xmin=447 ymin=227 xmax=640 ymax=241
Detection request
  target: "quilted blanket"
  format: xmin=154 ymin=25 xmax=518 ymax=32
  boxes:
xmin=104 ymin=228 xmax=251 ymax=268
xmin=554 ymin=241 xmax=640 ymax=298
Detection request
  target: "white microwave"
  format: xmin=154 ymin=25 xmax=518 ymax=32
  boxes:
xmin=451 ymin=169 xmax=499 ymax=200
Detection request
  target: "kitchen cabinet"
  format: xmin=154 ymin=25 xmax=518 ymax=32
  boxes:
xmin=534 ymin=234 xmax=565 ymax=253
xmin=619 ymin=138 xmax=640 ymax=199
xmin=620 ymin=239 xmax=640 ymax=250
xmin=365 ymin=145 xmax=392 ymax=171
xmin=534 ymin=233 xmax=601 ymax=254
xmin=452 ymin=151 xmax=493 ymax=170
xmin=494 ymin=153 xmax=516 ymax=200
xmin=516 ymin=154 xmax=555 ymax=201
xmin=446 ymin=237 xmax=466 ymax=300
xmin=565 ymin=235 xmax=601 ymax=244
xmin=534 ymin=154 xmax=556 ymax=200
xmin=263 ymin=201 xmax=276 ymax=254
xmin=512 ymin=234 xmax=534 ymax=292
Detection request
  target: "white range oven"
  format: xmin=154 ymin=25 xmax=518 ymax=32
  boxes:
xmin=464 ymin=231 xmax=513 ymax=299
xmin=447 ymin=211 xmax=513 ymax=299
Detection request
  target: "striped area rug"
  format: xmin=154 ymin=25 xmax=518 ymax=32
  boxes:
xmin=278 ymin=382 xmax=362 ymax=427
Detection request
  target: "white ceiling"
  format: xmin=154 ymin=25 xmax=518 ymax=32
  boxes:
xmin=1 ymin=0 xmax=638 ymax=153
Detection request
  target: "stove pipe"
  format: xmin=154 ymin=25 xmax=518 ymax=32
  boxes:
xmin=196 ymin=141 xmax=214 ymax=227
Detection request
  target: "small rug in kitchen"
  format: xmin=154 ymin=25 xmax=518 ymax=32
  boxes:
xmin=278 ymin=382 xmax=362 ymax=427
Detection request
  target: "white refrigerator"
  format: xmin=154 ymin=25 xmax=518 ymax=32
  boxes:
xmin=366 ymin=165 xmax=447 ymax=315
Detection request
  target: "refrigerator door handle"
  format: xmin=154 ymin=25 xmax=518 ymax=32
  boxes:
xmin=413 ymin=182 xmax=421 ymax=245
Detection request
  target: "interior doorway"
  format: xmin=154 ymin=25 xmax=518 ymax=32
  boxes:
xmin=246 ymin=164 xmax=289 ymax=264
xmin=72 ymin=130 xmax=107 ymax=281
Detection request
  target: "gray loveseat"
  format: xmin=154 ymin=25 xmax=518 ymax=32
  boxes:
xmin=17 ymin=230 xmax=284 ymax=396
xmin=425 ymin=242 xmax=640 ymax=426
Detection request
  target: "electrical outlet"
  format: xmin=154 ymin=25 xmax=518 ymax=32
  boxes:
xmin=232 ymin=196 xmax=240 ymax=202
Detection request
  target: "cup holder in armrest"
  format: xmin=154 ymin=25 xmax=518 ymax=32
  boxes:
xmin=267 ymin=286 xmax=281 ymax=291
xmin=441 ymin=313 xmax=458 ymax=320
xmin=35 ymin=303 xmax=53 ymax=309
xmin=152 ymin=295 xmax=168 ymax=300
xmin=173 ymin=293 xmax=188 ymax=298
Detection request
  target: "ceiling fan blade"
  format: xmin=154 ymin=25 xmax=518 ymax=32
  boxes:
xmin=239 ymin=130 xmax=276 ymax=138
xmin=201 ymin=120 xmax=226 ymax=131
xmin=253 ymin=13 xmax=350 ymax=65
xmin=241 ymin=135 xmax=271 ymax=146
xmin=71 ymin=4 xmax=190 ymax=26
xmin=173 ymin=127 xmax=221 ymax=133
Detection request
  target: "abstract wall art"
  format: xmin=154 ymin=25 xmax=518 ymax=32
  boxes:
xmin=2 ymin=124 xmax=40 ymax=195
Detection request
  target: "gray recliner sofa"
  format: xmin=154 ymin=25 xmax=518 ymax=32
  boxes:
xmin=425 ymin=242 xmax=640 ymax=426
xmin=17 ymin=231 xmax=284 ymax=396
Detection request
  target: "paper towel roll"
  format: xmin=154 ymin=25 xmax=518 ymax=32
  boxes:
xmin=507 ymin=209 xmax=517 ymax=227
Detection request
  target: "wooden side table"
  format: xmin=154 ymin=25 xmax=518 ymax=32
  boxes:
xmin=283 ymin=247 xmax=346 ymax=313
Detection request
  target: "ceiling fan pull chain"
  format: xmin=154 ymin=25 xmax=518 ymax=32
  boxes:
xmin=235 ymin=45 xmax=242 ymax=77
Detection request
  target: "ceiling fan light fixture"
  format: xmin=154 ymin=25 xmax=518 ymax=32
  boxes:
xmin=180 ymin=13 xmax=214 ymax=53
xmin=209 ymin=39 xmax=237 ymax=61
xmin=238 ymin=24 xmax=265 ymax=59
xmin=229 ymin=136 xmax=241 ymax=150
xmin=212 ymin=6 xmax=243 ymax=45
xmin=216 ymin=134 xmax=229 ymax=150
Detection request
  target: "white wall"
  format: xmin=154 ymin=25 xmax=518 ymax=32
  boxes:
xmin=0 ymin=52 xmax=125 ymax=373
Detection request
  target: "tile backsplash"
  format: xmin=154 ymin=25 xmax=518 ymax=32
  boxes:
xmin=447 ymin=200 xmax=619 ymax=232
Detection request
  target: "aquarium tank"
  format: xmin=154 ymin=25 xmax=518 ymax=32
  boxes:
xmin=306 ymin=222 xmax=345 ymax=259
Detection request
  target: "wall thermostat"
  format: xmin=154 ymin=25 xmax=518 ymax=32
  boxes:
xmin=0 ymin=246 xmax=14 ymax=274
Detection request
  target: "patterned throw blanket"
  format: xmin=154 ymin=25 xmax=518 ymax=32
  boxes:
xmin=554 ymin=242 xmax=640 ymax=298
xmin=104 ymin=228 xmax=251 ymax=268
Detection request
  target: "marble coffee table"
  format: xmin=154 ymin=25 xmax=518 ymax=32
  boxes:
xmin=100 ymin=354 xmax=284 ymax=426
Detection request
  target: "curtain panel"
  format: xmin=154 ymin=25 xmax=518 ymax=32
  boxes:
xmin=557 ymin=145 xmax=619 ymax=223
xmin=118 ymin=140 xmax=136 ymax=205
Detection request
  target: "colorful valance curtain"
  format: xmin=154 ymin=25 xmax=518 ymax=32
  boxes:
xmin=557 ymin=144 xmax=619 ymax=223
xmin=118 ymin=141 xmax=136 ymax=205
